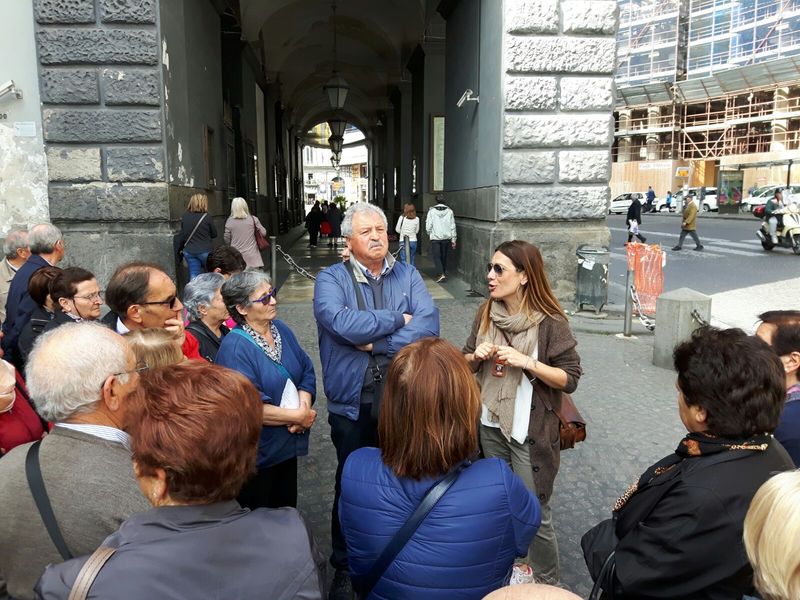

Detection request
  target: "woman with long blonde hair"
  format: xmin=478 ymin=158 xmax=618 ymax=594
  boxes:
xmin=463 ymin=240 xmax=581 ymax=585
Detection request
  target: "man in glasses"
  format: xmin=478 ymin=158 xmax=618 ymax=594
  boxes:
xmin=103 ymin=262 xmax=203 ymax=360
xmin=0 ymin=323 xmax=150 ymax=600
xmin=314 ymin=202 xmax=440 ymax=600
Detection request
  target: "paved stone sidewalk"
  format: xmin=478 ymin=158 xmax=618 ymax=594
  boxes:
xmin=277 ymin=295 xmax=684 ymax=597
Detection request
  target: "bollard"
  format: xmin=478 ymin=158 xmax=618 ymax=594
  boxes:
xmin=652 ymin=288 xmax=712 ymax=369
xmin=404 ymin=236 xmax=411 ymax=265
xmin=623 ymin=267 xmax=634 ymax=336
xmin=270 ymin=236 xmax=277 ymax=282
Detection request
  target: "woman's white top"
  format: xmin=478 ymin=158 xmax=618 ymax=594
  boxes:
xmin=481 ymin=345 xmax=538 ymax=445
xmin=395 ymin=216 xmax=420 ymax=242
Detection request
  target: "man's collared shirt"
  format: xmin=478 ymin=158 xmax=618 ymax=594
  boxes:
xmin=116 ymin=317 xmax=130 ymax=335
xmin=353 ymin=257 xmax=390 ymax=281
xmin=55 ymin=423 xmax=132 ymax=450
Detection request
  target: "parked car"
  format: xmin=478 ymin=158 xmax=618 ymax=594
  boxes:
xmin=668 ymin=187 xmax=718 ymax=212
xmin=744 ymin=185 xmax=800 ymax=212
xmin=609 ymin=192 xmax=646 ymax=215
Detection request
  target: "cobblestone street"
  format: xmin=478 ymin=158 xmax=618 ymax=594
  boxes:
xmin=278 ymin=292 xmax=684 ymax=597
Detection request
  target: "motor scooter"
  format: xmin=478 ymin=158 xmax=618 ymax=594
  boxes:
xmin=755 ymin=204 xmax=800 ymax=254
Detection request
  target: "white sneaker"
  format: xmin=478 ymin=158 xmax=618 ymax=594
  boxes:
xmin=772 ymin=236 xmax=779 ymax=244
xmin=510 ymin=563 xmax=535 ymax=585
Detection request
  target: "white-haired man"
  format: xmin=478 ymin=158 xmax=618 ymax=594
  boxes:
xmin=314 ymin=202 xmax=440 ymax=599
xmin=1 ymin=224 xmax=65 ymax=365
xmin=0 ymin=323 xmax=149 ymax=600
xmin=0 ymin=229 xmax=31 ymax=326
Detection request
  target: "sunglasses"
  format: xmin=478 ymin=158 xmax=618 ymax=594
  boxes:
xmin=139 ymin=296 xmax=181 ymax=310
xmin=487 ymin=263 xmax=520 ymax=275
xmin=251 ymin=289 xmax=278 ymax=305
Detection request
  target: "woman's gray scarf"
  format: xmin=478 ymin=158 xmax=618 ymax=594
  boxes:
xmin=476 ymin=301 xmax=544 ymax=441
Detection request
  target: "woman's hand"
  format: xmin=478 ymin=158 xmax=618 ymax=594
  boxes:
xmin=473 ymin=342 xmax=497 ymax=362
xmin=495 ymin=345 xmax=533 ymax=370
xmin=288 ymin=402 xmax=317 ymax=434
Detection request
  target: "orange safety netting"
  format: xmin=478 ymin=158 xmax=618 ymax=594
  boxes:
xmin=625 ymin=242 xmax=665 ymax=315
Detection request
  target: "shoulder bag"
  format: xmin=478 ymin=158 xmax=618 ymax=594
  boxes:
xmin=26 ymin=440 xmax=73 ymax=561
xmin=354 ymin=462 xmax=469 ymax=599
xmin=346 ymin=265 xmax=385 ymax=420
xmin=556 ymin=393 xmax=586 ymax=450
xmin=175 ymin=213 xmax=207 ymax=262
xmin=253 ymin=216 xmax=269 ymax=251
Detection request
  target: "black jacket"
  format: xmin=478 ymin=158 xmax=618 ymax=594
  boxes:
xmin=185 ymin=320 xmax=229 ymax=362
xmin=179 ymin=212 xmax=217 ymax=255
xmin=626 ymin=199 xmax=642 ymax=227
xmin=16 ymin=306 xmax=54 ymax=368
xmin=613 ymin=440 xmax=794 ymax=600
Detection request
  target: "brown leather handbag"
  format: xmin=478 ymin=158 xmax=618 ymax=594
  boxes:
xmin=556 ymin=393 xmax=587 ymax=450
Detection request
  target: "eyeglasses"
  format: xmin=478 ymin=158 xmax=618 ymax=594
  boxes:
xmin=111 ymin=362 xmax=149 ymax=378
xmin=139 ymin=296 xmax=181 ymax=310
xmin=251 ymin=289 xmax=278 ymax=305
xmin=487 ymin=263 xmax=520 ymax=275
xmin=72 ymin=291 xmax=104 ymax=302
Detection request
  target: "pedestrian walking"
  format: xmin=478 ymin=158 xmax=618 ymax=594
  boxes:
xmin=426 ymin=197 xmax=457 ymax=282
xmin=224 ymin=197 xmax=267 ymax=269
xmin=463 ymin=240 xmax=582 ymax=585
xmin=178 ymin=193 xmax=217 ymax=281
xmin=313 ymin=202 xmax=439 ymax=600
xmin=326 ymin=203 xmax=342 ymax=248
xmin=645 ymin=186 xmax=656 ymax=213
xmin=672 ymin=194 xmax=704 ymax=251
xmin=625 ymin=195 xmax=647 ymax=243
xmin=305 ymin=202 xmax=323 ymax=248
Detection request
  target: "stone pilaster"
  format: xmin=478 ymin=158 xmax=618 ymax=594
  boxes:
xmin=771 ymin=86 xmax=790 ymax=152
xmin=33 ymin=0 xmax=170 ymax=283
xmin=459 ymin=0 xmax=616 ymax=301
xmin=645 ymin=105 xmax=661 ymax=160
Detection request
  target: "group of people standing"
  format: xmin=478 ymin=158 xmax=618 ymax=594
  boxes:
xmin=305 ymin=200 xmax=344 ymax=249
xmin=0 ymin=198 xmax=798 ymax=600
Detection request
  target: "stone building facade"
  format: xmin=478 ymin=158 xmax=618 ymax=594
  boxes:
xmin=1 ymin=0 xmax=617 ymax=302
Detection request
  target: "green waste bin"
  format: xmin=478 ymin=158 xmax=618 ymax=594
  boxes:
xmin=576 ymin=245 xmax=609 ymax=314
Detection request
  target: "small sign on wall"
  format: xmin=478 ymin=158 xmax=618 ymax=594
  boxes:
xmin=13 ymin=122 xmax=36 ymax=137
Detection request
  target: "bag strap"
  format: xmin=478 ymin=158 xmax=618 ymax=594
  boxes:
xmin=67 ymin=546 xmax=117 ymax=600
xmin=358 ymin=463 xmax=468 ymax=599
xmin=229 ymin=328 xmax=293 ymax=382
xmin=252 ymin=215 xmax=258 ymax=234
xmin=183 ymin=213 xmax=207 ymax=247
xmin=25 ymin=440 xmax=73 ymax=561
xmin=588 ymin=550 xmax=616 ymax=600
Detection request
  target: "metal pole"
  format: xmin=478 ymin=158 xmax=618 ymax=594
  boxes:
xmin=623 ymin=267 xmax=634 ymax=337
xmin=404 ymin=235 xmax=411 ymax=265
xmin=270 ymin=236 xmax=277 ymax=282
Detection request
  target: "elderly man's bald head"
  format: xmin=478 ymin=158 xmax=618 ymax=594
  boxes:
xmin=482 ymin=584 xmax=582 ymax=600
xmin=26 ymin=323 xmax=132 ymax=422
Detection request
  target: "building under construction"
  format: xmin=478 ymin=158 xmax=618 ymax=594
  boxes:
xmin=613 ymin=0 xmax=800 ymax=205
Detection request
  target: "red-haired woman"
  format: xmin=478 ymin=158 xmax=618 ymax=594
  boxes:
xmin=463 ymin=240 xmax=582 ymax=585
xmin=35 ymin=361 xmax=323 ymax=599
xmin=339 ymin=337 xmax=540 ymax=599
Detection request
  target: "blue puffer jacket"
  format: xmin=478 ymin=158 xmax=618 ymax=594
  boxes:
xmin=313 ymin=257 xmax=439 ymax=421
xmin=340 ymin=448 xmax=541 ymax=600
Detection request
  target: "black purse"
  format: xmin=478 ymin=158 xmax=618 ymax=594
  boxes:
xmin=581 ymin=517 xmax=618 ymax=599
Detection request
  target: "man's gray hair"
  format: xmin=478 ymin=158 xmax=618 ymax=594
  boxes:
xmin=183 ymin=272 xmax=225 ymax=321
xmin=2 ymin=229 xmax=28 ymax=260
xmin=221 ymin=270 xmax=272 ymax=326
xmin=341 ymin=203 xmax=388 ymax=238
xmin=26 ymin=322 xmax=130 ymax=422
xmin=27 ymin=223 xmax=63 ymax=255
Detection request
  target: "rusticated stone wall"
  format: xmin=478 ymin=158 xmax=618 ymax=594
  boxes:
xmin=451 ymin=0 xmax=617 ymax=303
xmin=33 ymin=0 xmax=171 ymax=283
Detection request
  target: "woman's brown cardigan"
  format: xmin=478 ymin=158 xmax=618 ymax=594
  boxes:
xmin=463 ymin=303 xmax=582 ymax=505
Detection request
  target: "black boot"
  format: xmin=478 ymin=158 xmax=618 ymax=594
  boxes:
xmin=329 ymin=569 xmax=354 ymax=600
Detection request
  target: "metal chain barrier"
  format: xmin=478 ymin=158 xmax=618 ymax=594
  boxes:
xmin=272 ymin=239 xmax=406 ymax=284
xmin=630 ymin=285 xmax=656 ymax=331
xmin=275 ymin=244 xmax=318 ymax=281
xmin=691 ymin=309 xmax=709 ymax=327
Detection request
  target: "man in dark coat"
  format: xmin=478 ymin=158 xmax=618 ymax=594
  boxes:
xmin=1 ymin=224 xmax=65 ymax=366
xmin=625 ymin=196 xmax=646 ymax=243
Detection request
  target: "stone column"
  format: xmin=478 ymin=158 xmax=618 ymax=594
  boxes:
xmin=646 ymin=105 xmax=661 ymax=160
xmin=493 ymin=0 xmax=616 ymax=300
xmin=33 ymin=0 xmax=168 ymax=283
xmin=771 ymin=86 xmax=790 ymax=152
